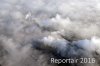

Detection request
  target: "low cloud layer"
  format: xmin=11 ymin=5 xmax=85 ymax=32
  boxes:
xmin=0 ymin=0 xmax=100 ymax=66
